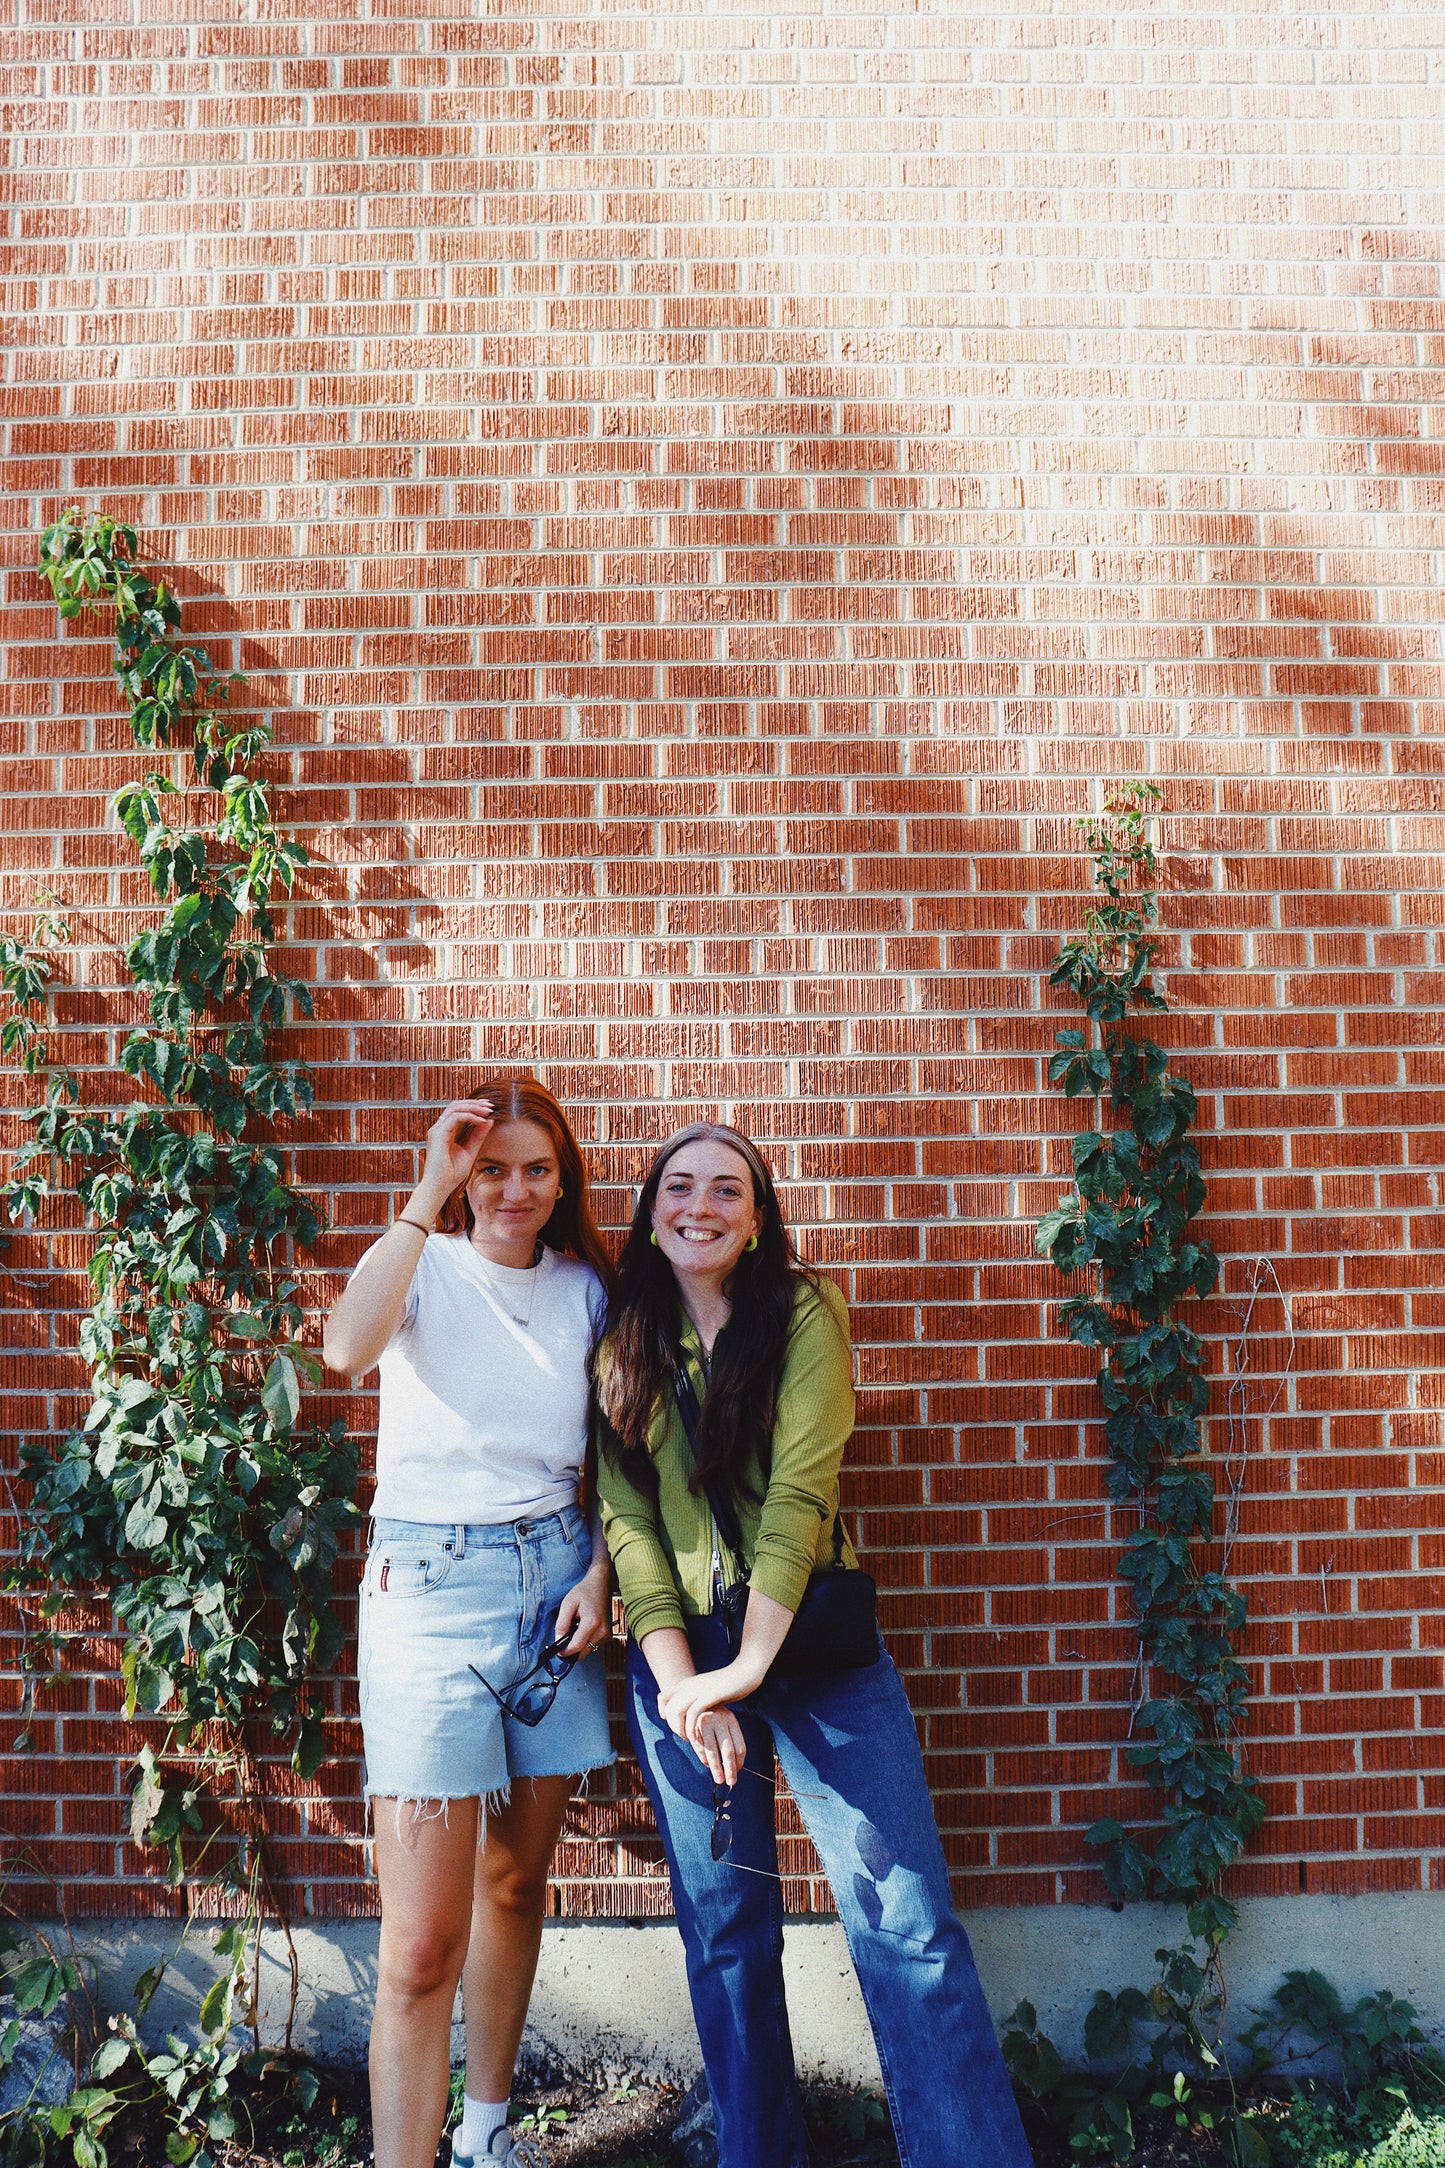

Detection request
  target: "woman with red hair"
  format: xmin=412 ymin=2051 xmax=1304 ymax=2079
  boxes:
xmin=324 ymin=1079 xmax=615 ymax=2168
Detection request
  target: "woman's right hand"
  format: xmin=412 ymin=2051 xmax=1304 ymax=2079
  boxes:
xmin=322 ymin=1099 xmax=496 ymax=1376
xmin=639 ymin=1625 xmax=743 ymax=1780
xmin=686 ymin=1706 xmax=746 ymax=1786
xmin=414 ymin=1099 xmax=495 ymax=1216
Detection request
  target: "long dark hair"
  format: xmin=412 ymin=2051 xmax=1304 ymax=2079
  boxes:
xmin=596 ymin=1123 xmax=818 ymax=1506
xmin=433 ymin=1074 xmax=614 ymax=1294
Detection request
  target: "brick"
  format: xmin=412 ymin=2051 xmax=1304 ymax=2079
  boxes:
xmin=1 ymin=0 xmax=1443 ymax=1929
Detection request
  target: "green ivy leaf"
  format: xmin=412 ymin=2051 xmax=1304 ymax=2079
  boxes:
xmin=1035 ymin=1205 xmax=1077 ymax=1256
xmin=92 ymin=2036 xmax=133 ymax=2079
xmin=261 ymin=1353 xmax=300 ymax=1432
xmin=124 ymin=1496 xmax=168 ymax=1550
xmin=130 ymin=1751 xmax=165 ymax=1843
xmin=292 ymin=1715 xmax=327 ymax=1782
xmin=1234 ymin=2119 xmax=1271 ymax=2168
xmin=12 ymin=1954 xmax=63 ymax=2015
xmin=288 ymin=2064 xmax=320 ymax=2110
xmin=198 ymin=1971 xmax=234 ymax=2041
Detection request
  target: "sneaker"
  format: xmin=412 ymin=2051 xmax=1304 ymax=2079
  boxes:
xmin=672 ymin=2073 xmax=719 ymax=2168
xmin=451 ymin=2131 xmax=547 ymax=2168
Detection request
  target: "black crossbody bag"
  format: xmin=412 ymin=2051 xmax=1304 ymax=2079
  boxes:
xmin=670 ymin=1361 xmax=879 ymax=1677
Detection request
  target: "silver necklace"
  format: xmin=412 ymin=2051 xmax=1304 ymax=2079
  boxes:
xmin=505 ymin=1266 xmax=539 ymax=1330
xmin=472 ymin=1241 xmax=542 ymax=1328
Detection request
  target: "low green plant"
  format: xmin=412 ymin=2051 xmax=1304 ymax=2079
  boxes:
xmin=1004 ymin=1966 xmax=1445 ymax=2168
xmin=1148 ymin=2066 xmax=1216 ymax=2138
xmin=1003 ymin=1925 xmax=1265 ymax=2157
xmin=0 ymin=1901 xmax=285 ymax=2166
xmin=835 ymin=2085 xmax=890 ymax=2141
xmin=800 ymin=2080 xmax=897 ymax=2161
xmin=1242 ymin=1973 xmax=1445 ymax=2125
xmin=0 ymin=2007 xmax=240 ymax=2168
xmin=1230 ymin=1969 xmax=1445 ymax=2168
xmin=1005 ymin=1990 xmax=1154 ymax=2160
xmin=0 ymin=1922 xmax=88 ymax=2046
xmin=0 ymin=1907 xmax=345 ymax=2168
xmin=1271 ymin=2098 xmax=1445 ymax=2168
xmin=514 ymin=2101 xmax=568 ymax=2135
xmin=270 ymin=2088 xmax=359 ymax=2167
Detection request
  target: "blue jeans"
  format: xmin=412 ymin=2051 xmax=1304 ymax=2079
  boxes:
xmin=626 ymin=1615 xmax=1034 ymax=2168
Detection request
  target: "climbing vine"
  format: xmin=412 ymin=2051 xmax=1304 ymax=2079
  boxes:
xmin=1036 ymin=783 xmax=1264 ymax=1939
xmin=2 ymin=511 xmax=356 ymax=2060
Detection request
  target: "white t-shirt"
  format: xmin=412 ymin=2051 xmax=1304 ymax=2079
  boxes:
xmin=353 ymin=1233 xmax=606 ymax=1526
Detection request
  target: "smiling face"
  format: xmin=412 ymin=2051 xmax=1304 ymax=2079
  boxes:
xmin=463 ymin=1117 xmax=562 ymax=1267
xmin=649 ymin=1138 xmax=764 ymax=1289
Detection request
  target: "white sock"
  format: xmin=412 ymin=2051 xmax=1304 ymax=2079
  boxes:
xmin=456 ymin=2096 xmax=508 ymax=2158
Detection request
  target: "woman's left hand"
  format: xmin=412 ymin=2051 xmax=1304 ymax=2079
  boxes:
xmin=658 ymin=1661 xmax=761 ymax=1746
xmin=556 ymin=1563 xmax=612 ymax=1657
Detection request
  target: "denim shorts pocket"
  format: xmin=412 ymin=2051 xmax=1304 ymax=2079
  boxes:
xmin=367 ymin=1544 xmax=452 ymax=1599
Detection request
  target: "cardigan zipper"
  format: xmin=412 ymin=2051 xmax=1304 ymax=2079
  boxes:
xmin=692 ymin=1340 xmax=726 ymax=1601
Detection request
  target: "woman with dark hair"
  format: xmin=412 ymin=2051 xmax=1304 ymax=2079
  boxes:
xmin=324 ymin=1079 xmax=615 ymax=2168
xmin=595 ymin=1123 xmax=1033 ymax=2168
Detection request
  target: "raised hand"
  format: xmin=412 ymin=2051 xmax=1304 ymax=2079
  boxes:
xmin=322 ymin=1098 xmax=494 ymax=1376
xmin=415 ymin=1099 xmax=495 ymax=1213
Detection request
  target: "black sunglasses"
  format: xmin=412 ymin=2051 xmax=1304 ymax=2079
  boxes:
xmin=470 ymin=1634 xmax=578 ymax=1726
xmin=710 ymin=1766 xmax=825 ymax=1879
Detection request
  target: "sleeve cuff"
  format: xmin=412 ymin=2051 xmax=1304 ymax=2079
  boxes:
xmin=747 ymin=1550 xmax=813 ymax=1616
xmin=623 ymin=1594 xmax=688 ymax=1641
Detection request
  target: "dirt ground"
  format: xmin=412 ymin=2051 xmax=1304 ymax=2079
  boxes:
xmin=102 ymin=2060 xmax=1241 ymax=2167
xmin=161 ymin=2067 xmax=904 ymax=2168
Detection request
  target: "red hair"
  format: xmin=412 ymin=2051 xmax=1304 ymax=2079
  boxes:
xmin=433 ymin=1075 xmax=613 ymax=1292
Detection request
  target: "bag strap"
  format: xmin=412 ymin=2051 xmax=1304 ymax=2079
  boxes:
xmin=669 ymin=1358 xmax=746 ymax=1563
xmin=669 ymin=1355 xmax=847 ymax=1571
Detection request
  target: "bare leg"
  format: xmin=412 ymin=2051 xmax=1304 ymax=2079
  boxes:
xmin=371 ymin=1798 xmax=481 ymax=2168
xmin=461 ymin=1776 xmax=575 ymax=2106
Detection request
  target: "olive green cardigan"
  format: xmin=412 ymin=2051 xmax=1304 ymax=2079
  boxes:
xmin=596 ymin=1276 xmax=859 ymax=1643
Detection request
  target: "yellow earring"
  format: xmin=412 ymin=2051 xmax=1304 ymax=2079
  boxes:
xmin=650 ymin=1230 xmax=659 ymax=1246
xmin=745 ymin=1234 xmax=758 ymax=1251
xmin=555 ymin=1186 xmax=563 ymax=1200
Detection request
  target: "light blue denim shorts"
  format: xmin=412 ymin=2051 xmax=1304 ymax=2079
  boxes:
xmin=358 ymin=1506 xmax=615 ymax=1813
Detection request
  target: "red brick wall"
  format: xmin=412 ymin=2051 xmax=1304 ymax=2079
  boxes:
xmin=3 ymin=0 xmax=1444 ymax=1924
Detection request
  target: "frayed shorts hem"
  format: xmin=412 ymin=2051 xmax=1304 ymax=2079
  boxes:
xmin=361 ymin=1746 xmax=617 ymax=1806
xmin=364 ymin=1753 xmax=616 ymax=1849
